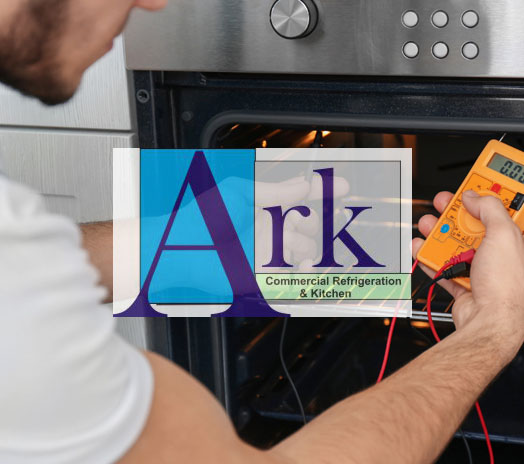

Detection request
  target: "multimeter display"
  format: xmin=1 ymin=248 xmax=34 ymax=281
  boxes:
xmin=488 ymin=154 xmax=524 ymax=184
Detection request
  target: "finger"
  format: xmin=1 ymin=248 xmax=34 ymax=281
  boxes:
xmin=411 ymin=237 xmax=425 ymax=260
xmin=462 ymin=190 xmax=515 ymax=235
xmin=288 ymin=207 xmax=319 ymax=236
xmin=414 ymin=192 xmax=453 ymax=238
xmin=285 ymin=231 xmax=317 ymax=263
xmin=255 ymin=180 xmax=310 ymax=206
xmin=411 ymin=238 xmax=467 ymax=299
xmin=433 ymin=191 xmax=454 ymax=214
xmin=308 ymin=176 xmax=350 ymax=200
xmin=417 ymin=214 xmax=438 ymax=238
xmin=282 ymin=176 xmax=309 ymax=184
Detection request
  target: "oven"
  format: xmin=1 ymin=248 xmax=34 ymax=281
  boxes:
xmin=124 ymin=2 xmax=524 ymax=460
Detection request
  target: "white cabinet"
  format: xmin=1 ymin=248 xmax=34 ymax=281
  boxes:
xmin=0 ymin=37 xmax=134 ymax=131
xmin=0 ymin=129 xmax=136 ymax=222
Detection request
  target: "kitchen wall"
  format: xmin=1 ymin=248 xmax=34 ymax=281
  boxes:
xmin=0 ymin=37 xmax=148 ymax=350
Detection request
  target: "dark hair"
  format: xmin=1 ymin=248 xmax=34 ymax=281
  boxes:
xmin=0 ymin=0 xmax=72 ymax=104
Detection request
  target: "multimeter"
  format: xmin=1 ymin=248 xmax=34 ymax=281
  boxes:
xmin=417 ymin=140 xmax=524 ymax=290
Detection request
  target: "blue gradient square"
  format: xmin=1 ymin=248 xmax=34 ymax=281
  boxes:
xmin=140 ymin=150 xmax=255 ymax=304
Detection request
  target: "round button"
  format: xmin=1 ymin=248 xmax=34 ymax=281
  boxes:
xmin=440 ymin=224 xmax=451 ymax=234
xmin=462 ymin=10 xmax=479 ymax=28
xmin=403 ymin=42 xmax=419 ymax=59
xmin=462 ymin=42 xmax=479 ymax=60
xmin=270 ymin=0 xmax=318 ymax=39
xmin=432 ymin=42 xmax=449 ymax=59
xmin=432 ymin=10 xmax=449 ymax=28
xmin=402 ymin=10 xmax=419 ymax=28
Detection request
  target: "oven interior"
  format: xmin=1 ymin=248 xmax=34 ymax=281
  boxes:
xmin=161 ymin=126 xmax=524 ymax=462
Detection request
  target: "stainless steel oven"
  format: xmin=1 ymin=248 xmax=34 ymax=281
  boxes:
xmin=124 ymin=3 xmax=524 ymax=460
xmin=125 ymin=0 xmax=524 ymax=78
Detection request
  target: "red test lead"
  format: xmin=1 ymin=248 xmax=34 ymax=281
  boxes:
xmin=427 ymin=252 xmax=494 ymax=464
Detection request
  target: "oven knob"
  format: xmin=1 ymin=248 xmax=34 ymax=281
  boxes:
xmin=270 ymin=0 xmax=318 ymax=39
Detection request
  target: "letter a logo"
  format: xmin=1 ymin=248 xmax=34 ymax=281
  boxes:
xmin=118 ymin=151 xmax=286 ymax=317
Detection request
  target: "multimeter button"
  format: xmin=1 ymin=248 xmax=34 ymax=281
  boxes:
xmin=499 ymin=187 xmax=515 ymax=208
xmin=510 ymin=193 xmax=524 ymax=211
xmin=452 ymin=232 xmax=470 ymax=247
xmin=433 ymin=219 xmax=453 ymax=242
xmin=462 ymin=10 xmax=479 ymax=28
xmin=467 ymin=173 xmax=492 ymax=192
xmin=446 ymin=206 xmax=459 ymax=221
xmin=462 ymin=42 xmax=479 ymax=60
xmin=431 ymin=11 xmax=449 ymax=28
xmin=403 ymin=42 xmax=419 ymax=59
xmin=402 ymin=11 xmax=419 ymax=28
xmin=490 ymin=183 xmax=502 ymax=194
xmin=432 ymin=42 xmax=449 ymax=59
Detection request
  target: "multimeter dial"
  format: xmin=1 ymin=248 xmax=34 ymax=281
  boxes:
xmin=458 ymin=207 xmax=484 ymax=235
xmin=457 ymin=190 xmax=501 ymax=236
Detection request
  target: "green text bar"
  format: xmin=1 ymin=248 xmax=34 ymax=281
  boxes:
xmin=256 ymin=273 xmax=411 ymax=300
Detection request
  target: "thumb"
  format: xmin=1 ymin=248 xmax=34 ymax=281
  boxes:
xmin=462 ymin=190 xmax=513 ymax=234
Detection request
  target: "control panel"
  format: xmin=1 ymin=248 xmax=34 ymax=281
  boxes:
xmin=401 ymin=9 xmax=480 ymax=61
xmin=417 ymin=140 xmax=524 ymax=289
xmin=125 ymin=0 xmax=524 ymax=77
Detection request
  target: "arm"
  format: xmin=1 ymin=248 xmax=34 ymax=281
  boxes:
xmin=5 ymin=174 xmax=520 ymax=464
xmin=121 ymin=190 xmax=524 ymax=464
xmin=120 ymin=322 xmax=513 ymax=464
xmin=81 ymin=221 xmax=113 ymax=301
xmin=271 ymin=319 xmax=513 ymax=464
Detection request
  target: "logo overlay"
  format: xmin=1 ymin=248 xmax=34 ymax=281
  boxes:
xmin=113 ymin=148 xmax=412 ymax=317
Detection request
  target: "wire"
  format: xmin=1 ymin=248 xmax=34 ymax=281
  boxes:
xmin=280 ymin=318 xmax=307 ymax=425
xmin=459 ymin=428 xmax=475 ymax=464
xmin=380 ymin=256 xmax=474 ymax=462
xmin=474 ymin=402 xmax=493 ymax=464
xmin=410 ymin=324 xmax=474 ymax=464
xmin=376 ymin=259 xmax=419 ymax=383
xmin=379 ymin=254 xmax=477 ymax=461
xmin=499 ymin=133 xmax=507 ymax=143
xmin=411 ymin=262 xmax=470 ymax=302
xmin=427 ymin=264 xmax=494 ymax=464
xmin=426 ymin=263 xmax=452 ymax=341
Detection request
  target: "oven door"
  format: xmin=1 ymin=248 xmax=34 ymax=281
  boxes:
xmin=132 ymin=69 xmax=524 ymax=460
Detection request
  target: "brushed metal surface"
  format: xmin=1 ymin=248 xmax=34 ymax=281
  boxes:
xmin=124 ymin=0 xmax=524 ymax=77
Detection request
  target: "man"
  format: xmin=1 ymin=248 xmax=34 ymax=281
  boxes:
xmin=0 ymin=1 xmax=523 ymax=463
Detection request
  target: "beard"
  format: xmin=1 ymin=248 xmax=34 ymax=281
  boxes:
xmin=0 ymin=0 xmax=75 ymax=105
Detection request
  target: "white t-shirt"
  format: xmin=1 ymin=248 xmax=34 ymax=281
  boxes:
xmin=0 ymin=174 xmax=153 ymax=463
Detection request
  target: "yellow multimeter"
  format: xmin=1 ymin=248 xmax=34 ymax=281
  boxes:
xmin=417 ymin=140 xmax=524 ymax=290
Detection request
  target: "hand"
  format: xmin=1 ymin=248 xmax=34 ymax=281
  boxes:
xmin=412 ymin=190 xmax=524 ymax=360
xmin=255 ymin=175 xmax=350 ymax=271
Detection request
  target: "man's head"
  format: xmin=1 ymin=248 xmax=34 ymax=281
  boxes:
xmin=0 ymin=0 xmax=166 ymax=105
